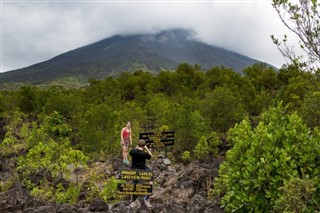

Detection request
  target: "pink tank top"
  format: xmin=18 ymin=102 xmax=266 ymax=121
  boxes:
xmin=122 ymin=128 xmax=130 ymax=140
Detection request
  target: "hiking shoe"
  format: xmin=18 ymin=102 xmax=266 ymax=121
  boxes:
xmin=125 ymin=160 xmax=130 ymax=164
xmin=144 ymin=199 xmax=152 ymax=208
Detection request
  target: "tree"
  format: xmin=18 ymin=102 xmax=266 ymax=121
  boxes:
xmin=42 ymin=87 xmax=81 ymax=119
xmin=213 ymin=104 xmax=320 ymax=212
xmin=165 ymin=97 xmax=209 ymax=155
xmin=68 ymin=149 xmax=89 ymax=187
xmin=200 ymin=86 xmax=247 ymax=133
xmin=0 ymin=92 xmax=5 ymax=114
xmin=301 ymin=91 xmax=320 ymax=128
xmin=243 ymin=63 xmax=279 ymax=91
xmin=145 ymin=93 xmax=173 ymax=129
xmin=194 ymin=136 xmax=209 ymax=160
xmin=204 ymin=66 xmax=240 ymax=91
xmin=272 ymin=0 xmax=320 ymax=70
xmin=17 ymin=85 xmax=40 ymax=114
xmin=117 ymin=71 xmax=153 ymax=101
xmin=84 ymin=77 xmax=120 ymax=104
xmin=276 ymin=71 xmax=316 ymax=111
xmin=175 ymin=63 xmax=204 ymax=95
xmin=76 ymin=103 xmax=121 ymax=155
xmin=150 ymin=70 xmax=178 ymax=96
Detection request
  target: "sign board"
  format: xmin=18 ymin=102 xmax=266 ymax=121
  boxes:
xmin=120 ymin=170 xmax=153 ymax=181
xmin=117 ymin=183 xmax=153 ymax=195
xmin=139 ymin=131 xmax=175 ymax=148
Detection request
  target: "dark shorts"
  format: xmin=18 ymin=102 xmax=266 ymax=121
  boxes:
xmin=122 ymin=139 xmax=130 ymax=148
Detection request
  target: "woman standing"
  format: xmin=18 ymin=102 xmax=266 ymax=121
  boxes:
xmin=121 ymin=121 xmax=132 ymax=164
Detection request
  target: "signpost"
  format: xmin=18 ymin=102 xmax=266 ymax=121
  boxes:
xmin=117 ymin=131 xmax=174 ymax=195
xmin=117 ymin=183 xmax=153 ymax=195
xmin=120 ymin=170 xmax=153 ymax=181
xmin=117 ymin=170 xmax=153 ymax=195
xmin=139 ymin=131 xmax=175 ymax=148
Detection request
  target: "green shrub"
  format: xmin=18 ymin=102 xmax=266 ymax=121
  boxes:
xmin=181 ymin=151 xmax=191 ymax=163
xmin=17 ymin=112 xmax=88 ymax=205
xmin=54 ymin=183 xmax=80 ymax=204
xmin=194 ymin=136 xmax=209 ymax=160
xmin=213 ymin=104 xmax=320 ymax=212
xmin=274 ymin=175 xmax=319 ymax=212
xmin=100 ymin=176 xmax=125 ymax=203
xmin=0 ymin=178 xmax=15 ymax=192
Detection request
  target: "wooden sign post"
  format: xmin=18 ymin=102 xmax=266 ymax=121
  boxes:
xmin=117 ymin=183 xmax=153 ymax=195
xmin=117 ymin=170 xmax=153 ymax=196
xmin=139 ymin=131 xmax=175 ymax=156
xmin=120 ymin=170 xmax=153 ymax=181
xmin=117 ymin=131 xmax=174 ymax=195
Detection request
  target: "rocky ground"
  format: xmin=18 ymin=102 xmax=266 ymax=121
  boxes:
xmin=0 ymin=153 xmax=224 ymax=213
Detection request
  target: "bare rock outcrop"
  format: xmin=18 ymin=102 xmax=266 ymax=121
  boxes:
xmin=0 ymin=154 xmax=224 ymax=213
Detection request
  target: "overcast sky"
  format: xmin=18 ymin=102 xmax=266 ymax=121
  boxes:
xmin=1 ymin=0 xmax=300 ymax=73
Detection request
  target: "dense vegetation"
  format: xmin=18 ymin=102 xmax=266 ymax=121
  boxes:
xmin=1 ymin=62 xmax=320 ymax=211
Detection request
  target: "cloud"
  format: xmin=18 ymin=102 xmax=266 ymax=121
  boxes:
xmin=1 ymin=1 xmax=297 ymax=72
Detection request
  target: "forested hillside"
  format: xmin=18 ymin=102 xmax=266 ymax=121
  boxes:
xmin=1 ymin=63 xmax=320 ymax=212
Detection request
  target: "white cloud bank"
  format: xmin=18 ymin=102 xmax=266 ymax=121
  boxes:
xmin=1 ymin=0 xmax=299 ymax=72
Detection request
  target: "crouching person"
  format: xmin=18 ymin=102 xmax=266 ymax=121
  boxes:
xmin=129 ymin=139 xmax=153 ymax=207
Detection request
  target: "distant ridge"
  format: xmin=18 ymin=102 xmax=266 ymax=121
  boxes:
xmin=1 ymin=29 xmax=264 ymax=83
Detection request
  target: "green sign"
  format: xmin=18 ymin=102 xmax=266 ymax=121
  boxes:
xmin=139 ymin=131 xmax=175 ymax=148
xmin=117 ymin=183 xmax=153 ymax=195
xmin=120 ymin=170 xmax=153 ymax=181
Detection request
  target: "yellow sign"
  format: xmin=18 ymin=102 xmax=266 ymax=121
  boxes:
xmin=117 ymin=183 xmax=153 ymax=195
xmin=139 ymin=131 xmax=175 ymax=148
xmin=120 ymin=170 xmax=153 ymax=181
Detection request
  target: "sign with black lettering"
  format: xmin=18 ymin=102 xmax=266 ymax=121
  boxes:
xmin=139 ymin=131 xmax=175 ymax=148
xmin=117 ymin=183 xmax=153 ymax=195
xmin=120 ymin=170 xmax=153 ymax=181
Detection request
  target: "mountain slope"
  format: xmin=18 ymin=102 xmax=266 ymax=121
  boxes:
xmin=1 ymin=29 xmax=263 ymax=83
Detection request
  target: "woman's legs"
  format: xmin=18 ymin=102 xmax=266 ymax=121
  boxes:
xmin=122 ymin=144 xmax=129 ymax=163
xmin=122 ymin=145 xmax=127 ymax=160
